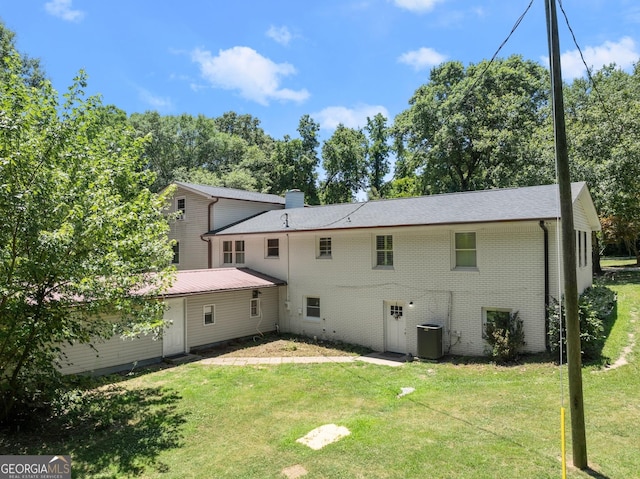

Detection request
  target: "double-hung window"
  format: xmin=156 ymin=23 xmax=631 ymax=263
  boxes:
xmin=203 ymin=305 xmax=215 ymax=325
xmin=266 ymin=238 xmax=279 ymax=258
xmin=235 ymin=240 xmax=245 ymax=264
xmin=318 ymin=237 xmax=332 ymax=259
xmin=455 ymin=232 xmax=477 ymax=268
xmin=250 ymin=298 xmax=260 ymax=317
xmin=223 ymin=241 xmax=233 ymax=264
xmin=222 ymin=240 xmax=245 ymax=264
xmin=376 ymin=235 xmax=393 ymax=267
xmin=172 ymin=242 xmax=180 ymax=264
xmin=483 ymin=308 xmax=511 ymax=338
xmin=306 ymin=297 xmax=320 ymax=319
xmin=176 ymin=197 xmax=186 ymax=220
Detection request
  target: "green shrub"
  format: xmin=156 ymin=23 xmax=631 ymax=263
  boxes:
xmin=485 ymin=311 xmax=526 ymax=363
xmin=547 ymin=285 xmax=616 ymax=361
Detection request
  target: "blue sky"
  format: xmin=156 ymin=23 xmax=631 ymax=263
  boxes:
xmin=2 ymin=0 xmax=639 ymax=141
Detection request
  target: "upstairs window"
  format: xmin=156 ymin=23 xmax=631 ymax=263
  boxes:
xmin=172 ymin=242 xmax=180 ymax=264
xmin=455 ymin=232 xmax=477 ymax=268
xmin=223 ymin=241 xmax=233 ymax=264
xmin=222 ymin=240 xmax=245 ymax=264
xmin=266 ymin=238 xmax=279 ymax=258
xmin=376 ymin=235 xmax=393 ymax=267
xmin=318 ymin=237 xmax=332 ymax=259
xmin=176 ymin=197 xmax=186 ymax=220
xmin=235 ymin=240 xmax=245 ymax=264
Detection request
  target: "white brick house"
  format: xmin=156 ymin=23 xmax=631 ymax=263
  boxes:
xmin=61 ymin=181 xmax=600 ymax=374
xmin=205 ymin=182 xmax=600 ymax=357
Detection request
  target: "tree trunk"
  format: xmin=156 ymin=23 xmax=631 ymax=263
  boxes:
xmin=592 ymin=233 xmax=603 ymax=276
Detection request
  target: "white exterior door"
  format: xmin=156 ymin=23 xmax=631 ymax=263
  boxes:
xmin=163 ymin=298 xmax=185 ymax=357
xmin=384 ymin=301 xmax=407 ymax=353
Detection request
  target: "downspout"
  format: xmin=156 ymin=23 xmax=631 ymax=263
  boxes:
xmin=199 ymin=198 xmax=219 ymax=269
xmin=539 ymin=220 xmax=550 ymax=351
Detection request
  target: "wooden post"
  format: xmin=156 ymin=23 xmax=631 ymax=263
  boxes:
xmin=544 ymin=0 xmax=588 ymax=469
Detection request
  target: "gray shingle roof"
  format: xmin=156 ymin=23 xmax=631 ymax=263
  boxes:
xmin=214 ymin=182 xmax=591 ymax=235
xmin=175 ymin=182 xmax=285 ymax=204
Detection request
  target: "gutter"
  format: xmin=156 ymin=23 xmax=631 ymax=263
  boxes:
xmin=539 ymin=220 xmax=550 ymax=351
xmin=199 ymin=198 xmax=219 ymax=269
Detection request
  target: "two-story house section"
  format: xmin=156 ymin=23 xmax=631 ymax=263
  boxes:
xmin=166 ymin=182 xmax=287 ymax=270
xmin=209 ymin=182 xmax=600 ymax=357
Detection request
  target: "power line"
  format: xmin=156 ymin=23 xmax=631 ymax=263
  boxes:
xmin=458 ymin=0 xmax=535 ymax=106
xmin=556 ymin=0 xmax=621 ymax=138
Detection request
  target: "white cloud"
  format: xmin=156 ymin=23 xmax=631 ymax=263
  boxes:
xmin=138 ymin=88 xmax=173 ymax=110
xmin=267 ymin=25 xmax=293 ymax=46
xmin=544 ymin=37 xmax=639 ymax=79
xmin=191 ymin=46 xmax=309 ymax=105
xmin=314 ymin=104 xmax=390 ymax=131
xmin=398 ymin=47 xmax=447 ymax=71
xmin=44 ymin=0 xmax=85 ymax=22
xmin=392 ymin=0 xmax=444 ymax=13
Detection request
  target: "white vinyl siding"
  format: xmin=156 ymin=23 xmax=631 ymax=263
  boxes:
xmin=57 ymin=317 xmax=162 ymax=375
xmin=186 ymin=288 xmax=280 ymax=350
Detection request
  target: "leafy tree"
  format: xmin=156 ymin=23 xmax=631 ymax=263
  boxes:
xmin=564 ymin=65 xmax=640 ymax=266
xmin=364 ymin=113 xmax=390 ymax=199
xmin=269 ymin=115 xmax=321 ymax=204
xmin=321 ymin=124 xmax=368 ymax=203
xmin=0 ymin=50 xmax=174 ymax=423
xmin=0 ymin=20 xmax=46 ymax=88
xmin=393 ymin=55 xmax=551 ymax=194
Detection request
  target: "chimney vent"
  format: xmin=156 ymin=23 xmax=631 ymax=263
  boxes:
xmin=285 ymin=189 xmax=305 ymax=209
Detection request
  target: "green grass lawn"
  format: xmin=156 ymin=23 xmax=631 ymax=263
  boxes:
xmin=2 ymin=271 xmax=639 ymax=478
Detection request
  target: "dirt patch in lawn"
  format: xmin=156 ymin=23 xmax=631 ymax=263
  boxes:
xmin=194 ymin=333 xmax=372 ymax=359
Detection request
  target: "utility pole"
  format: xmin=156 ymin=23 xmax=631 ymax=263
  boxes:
xmin=544 ymin=0 xmax=588 ymax=469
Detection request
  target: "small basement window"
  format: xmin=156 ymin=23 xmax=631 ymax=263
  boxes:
xmin=306 ymin=297 xmax=320 ymax=319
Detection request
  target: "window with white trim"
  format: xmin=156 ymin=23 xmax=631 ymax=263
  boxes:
xmin=455 ymin=232 xmax=477 ymax=268
xmin=375 ymin=235 xmax=393 ymax=267
xmin=266 ymin=238 xmax=279 ymax=258
xmin=203 ymin=304 xmax=215 ymax=325
xmin=223 ymin=241 xmax=233 ymax=264
xmin=250 ymin=298 xmax=260 ymax=318
xmin=577 ymin=230 xmax=588 ymax=268
xmin=172 ymin=242 xmax=180 ymax=264
xmin=176 ymin=196 xmax=186 ymax=220
xmin=235 ymin=240 xmax=245 ymax=264
xmin=305 ymin=297 xmax=320 ymax=320
xmin=482 ymin=308 xmax=511 ymax=338
xmin=222 ymin=240 xmax=245 ymax=264
xmin=318 ymin=237 xmax=332 ymax=259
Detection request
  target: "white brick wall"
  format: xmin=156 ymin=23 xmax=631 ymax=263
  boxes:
xmin=219 ymin=221 xmax=556 ymax=356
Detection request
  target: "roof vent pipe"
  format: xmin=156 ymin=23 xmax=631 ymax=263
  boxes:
xmin=285 ymin=189 xmax=305 ymax=209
